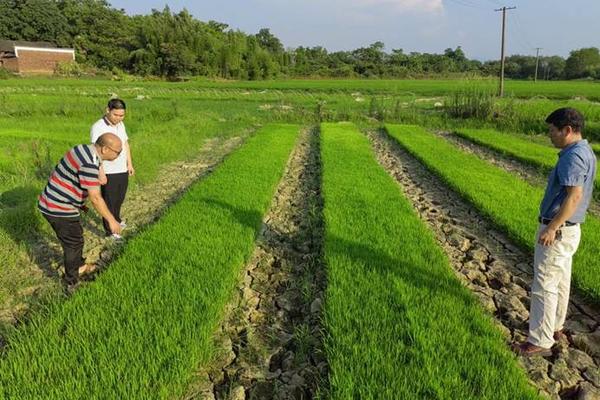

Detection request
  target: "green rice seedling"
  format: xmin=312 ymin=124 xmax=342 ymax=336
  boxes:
xmin=3 ymin=77 xmax=600 ymax=101
xmin=321 ymin=122 xmax=539 ymax=399
xmin=453 ymin=128 xmax=600 ymax=194
xmin=387 ymin=124 xmax=600 ymax=303
xmin=0 ymin=124 xmax=299 ymax=399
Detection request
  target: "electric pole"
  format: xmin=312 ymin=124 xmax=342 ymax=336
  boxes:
xmin=495 ymin=6 xmax=516 ymax=97
xmin=534 ymin=47 xmax=542 ymax=83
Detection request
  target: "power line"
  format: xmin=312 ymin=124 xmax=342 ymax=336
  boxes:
xmin=511 ymin=13 xmax=536 ymax=50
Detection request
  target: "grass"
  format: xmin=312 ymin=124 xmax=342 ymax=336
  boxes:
xmin=5 ymin=77 xmax=599 ymax=100
xmin=0 ymin=124 xmax=299 ymax=399
xmin=0 ymin=96 xmax=253 ymax=316
xmin=453 ymin=128 xmax=600 ymax=193
xmin=387 ymin=124 xmax=600 ymax=304
xmin=320 ymin=122 xmax=539 ymax=399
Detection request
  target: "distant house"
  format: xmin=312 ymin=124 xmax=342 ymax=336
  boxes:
xmin=0 ymin=40 xmax=75 ymax=74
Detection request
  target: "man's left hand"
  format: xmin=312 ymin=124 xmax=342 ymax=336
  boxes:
xmin=538 ymin=226 xmax=558 ymax=246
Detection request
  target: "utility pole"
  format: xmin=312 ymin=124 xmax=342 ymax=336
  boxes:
xmin=495 ymin=6 xmax=516 ymax=97
xmin=534 ymin=47 xmax=543 ymax=83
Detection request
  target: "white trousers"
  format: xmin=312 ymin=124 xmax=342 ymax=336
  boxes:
xmin=528 ymin=223 xmax=581 ymax=348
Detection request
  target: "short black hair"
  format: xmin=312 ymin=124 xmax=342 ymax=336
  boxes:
xmin=545 ymin=107 xmax=584 ymax=132
xmin=107 ymin=98 xmax=126 ymax=110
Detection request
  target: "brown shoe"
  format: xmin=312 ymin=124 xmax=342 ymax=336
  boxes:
xmin=512 ymin=342 xmax=552 ymax=358
xmin=78 ymin=264 xmax=97 ymax=277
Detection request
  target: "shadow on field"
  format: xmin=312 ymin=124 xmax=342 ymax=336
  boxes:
xmin=200 ymin=198 xmax=265 ymax=235
xmin=0 ymin=185 xmax=61 ymax=279
xmin=201 ymin=194 xmax=474 ymax=308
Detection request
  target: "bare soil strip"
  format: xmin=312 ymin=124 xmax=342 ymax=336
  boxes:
xmin=183 ymin=127 xmax=327 ymax=400
xmin=370 ymin=130 xmax=600 ymax=400
xmin=0 ymin=135 xmax=245 ymax=334
xmin=440 ymin=131 xmax=600 ymax=216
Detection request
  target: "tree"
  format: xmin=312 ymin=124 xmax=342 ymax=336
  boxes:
xmin=0 ymin=0 xmax=69 ymax=44
xmin=565 ymin=47 xmax=600 ymax=79
xmin=255 ymin=28 xmax=283 ymax=54
xmin=352 ymin=41 xmax=386 ymax=77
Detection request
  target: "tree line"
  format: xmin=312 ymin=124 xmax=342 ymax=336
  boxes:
xmin=1 ymin=0 xmax=599 ymax=80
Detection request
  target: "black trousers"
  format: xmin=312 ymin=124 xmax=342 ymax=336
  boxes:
xmin=101 ymin=172 xmax=129 ymax=235
xmin=43 ymin=214 xmax=84 ymax=285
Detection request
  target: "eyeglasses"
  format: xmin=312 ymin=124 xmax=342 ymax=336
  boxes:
xmin=105 ymin=145 xmax=122 ymax=156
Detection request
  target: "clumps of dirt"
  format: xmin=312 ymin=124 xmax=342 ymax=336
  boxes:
xmin=183 ymin=127 xmax=328 ymax=400
xmin=369 ymin=129 xmax=600 ymax=400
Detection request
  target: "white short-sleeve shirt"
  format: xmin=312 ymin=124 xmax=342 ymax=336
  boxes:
xmin=90 ymin=117 xmax=129 ymax=174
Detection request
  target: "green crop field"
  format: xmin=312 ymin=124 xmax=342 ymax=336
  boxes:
xmin=0 ymin=124 xmax=299 ymax=398
xmin=184 ymin=78 xmax=600 ymax=100
xmin=453 ymin=128 xmax=600 ymax=193
xmin=1 ymin=78 xmax=599 ymax=398
xmin=320 ymin=122 xmax=538 ymax=399
xmin=387 ymin=124 xmax=600 ymax=303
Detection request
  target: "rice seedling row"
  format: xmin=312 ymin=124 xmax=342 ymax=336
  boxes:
xmin=368 ymin=128 xmax=600 ymax=397
xmin=320 ymin=122 xmax=538 ymax=399
xmin=453 ymin=128 xmax=600 ymax=193
xmin=0 ymin=124 xmax=299 ymax=399
xmin=387 ymin=124 xmax=600 ymax=303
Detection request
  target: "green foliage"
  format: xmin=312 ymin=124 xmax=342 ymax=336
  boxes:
xmin=447 ymin=87 xmax=495 ymax=119
xmin=0 ymin=68 xmax=12 ymax=80
xmin=0 ymin=0 xmax=592 ymax=80
xmin=565 ymin=47 xmax=600 ymax=79
xmin=0 ymin=0 xmax=70 ymax=44
xmin=387 ymin=124 xmax=600 ymax=304
xmin=0 ymin=124 xmax=299 ymax=398
xmin=321 ymin=122 xmax=539 ymax=399
xmin=53 ymin=61 xmax=85 ymax=77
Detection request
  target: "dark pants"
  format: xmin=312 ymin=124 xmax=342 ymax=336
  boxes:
xmin=101 ymin=172 xmax=128 ymax=235
xmin=43 ymin=214 xmax=84 ymax=285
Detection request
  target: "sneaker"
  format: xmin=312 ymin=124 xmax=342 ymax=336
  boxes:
xmin=78 ymin=264 xmax=97 ymax=277
xmin=64 ymin=281 xmax=81 ymax=296
xmin=111 ymin=233 xmax=124 ymax=240
xmin=119 ymin=221 xmax=127 ymax=229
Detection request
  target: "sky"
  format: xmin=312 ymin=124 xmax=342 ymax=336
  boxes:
xmin=109 ymin=0 xmax=600 ymax=61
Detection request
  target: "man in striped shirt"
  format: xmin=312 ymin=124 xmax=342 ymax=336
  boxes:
xmin=39 ymin=133 xmax=123 ymax=290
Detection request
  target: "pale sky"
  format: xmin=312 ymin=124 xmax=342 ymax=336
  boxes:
xmin=109 ymin=0 xmax=600 ymax=61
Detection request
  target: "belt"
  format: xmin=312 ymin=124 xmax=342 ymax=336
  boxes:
xmin=538 ymin=217 xmax=577 ymax=227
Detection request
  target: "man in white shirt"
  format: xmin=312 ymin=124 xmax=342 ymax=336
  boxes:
xmin=90 ymin=98 xmax=135 ymax=238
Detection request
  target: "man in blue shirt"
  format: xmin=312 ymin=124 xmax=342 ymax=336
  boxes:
xmin=514 ymin=108 xmax=597 ymax=357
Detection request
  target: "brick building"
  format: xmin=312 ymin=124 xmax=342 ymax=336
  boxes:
xmin=0 ymin=40 xmax=75 ymax=74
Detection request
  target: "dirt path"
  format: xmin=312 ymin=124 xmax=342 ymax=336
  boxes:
xmin=183 ymin=127 xmax=327 ymax=400
xmin=0 ymin=135 xmax=246 ymax=335
xmin=370 ymin=130 xmax=600 ymax=400
xmin=439 ymin=131 xmax=600 ymax=216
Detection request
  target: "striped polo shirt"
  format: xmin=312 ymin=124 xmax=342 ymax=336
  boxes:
xmin=38 ymin=144 xmax=101 ymax=217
